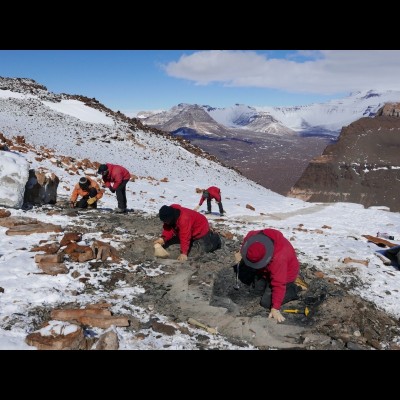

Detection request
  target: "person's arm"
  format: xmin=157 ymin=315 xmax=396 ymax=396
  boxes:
xmin=70 ymin=185 xmax=79 ymax=203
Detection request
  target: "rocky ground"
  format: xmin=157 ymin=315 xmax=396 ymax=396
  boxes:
xmin=63 ymin=207 xmax=400 ymax=350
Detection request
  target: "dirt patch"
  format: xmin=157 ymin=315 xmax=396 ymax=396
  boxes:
xmin=60 ymin=208 xmax=400 ymax=349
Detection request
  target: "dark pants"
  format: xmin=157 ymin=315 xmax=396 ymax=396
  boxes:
xmin=164 ymin=230 xmax=221 ymax=255
xmin=254 ymin=277 xmax=299 ymax=309
xmin=207 ymin=198 xmax=224 ymax=214
xmin=116 ymin=179 xmax=129 ymax=210
xmin=76 ymin=188 xmax=98 ymax=209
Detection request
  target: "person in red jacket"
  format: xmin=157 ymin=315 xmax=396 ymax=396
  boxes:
xmin=97 ymin=163 xmax=131 ymax=213
xmin=154 ymin=204 xmax=222 ymax=262
xmin=70 ymin=176 xmax=103 ymax=209
xmin=194 ymin=186 xmax=225 ymax=216
xmin=235 ymin=228 xmax=300 ymax=323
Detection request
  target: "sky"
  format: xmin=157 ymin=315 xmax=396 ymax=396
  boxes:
xmin=1 ymin=92 xmax=400 ymax=349
xmin=1 ymin=50 xmax=400 ymax=116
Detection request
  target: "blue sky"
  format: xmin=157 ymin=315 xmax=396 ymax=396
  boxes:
xmin=1 ymin=50 xmax=399 ymax=116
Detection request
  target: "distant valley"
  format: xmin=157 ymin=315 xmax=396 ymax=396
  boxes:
xmin=138 ymin=91 xmax=400 ymax=194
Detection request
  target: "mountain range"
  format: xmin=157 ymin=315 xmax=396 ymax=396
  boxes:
xmin=138 ymin=90 xmax=400 ymax=195
xmin=139 ymin=90 xmax=400 ymax=137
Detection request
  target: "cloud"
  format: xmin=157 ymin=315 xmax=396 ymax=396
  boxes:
xmin=163 ymin=50 xmax=400 ymax=94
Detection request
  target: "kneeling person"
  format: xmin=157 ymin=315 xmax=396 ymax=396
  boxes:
xmin=154 ymin=204 xmax=221 ymax=262
xmin=70 ymin=176 xmax=103 ymax=209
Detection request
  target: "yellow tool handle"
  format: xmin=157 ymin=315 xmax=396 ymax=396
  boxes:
xmin=283 ymin=309 xmax=300 ymax=313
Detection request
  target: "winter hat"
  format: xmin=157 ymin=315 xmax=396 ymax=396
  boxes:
xmin=159 ymin=205 xmax=180 ymax=224
xmin=240 ymin=233 xmax=274 ymax=269
xmin=79 ymin=177 xmax=89 ymax=188
xmin=97 ymin=164 xmax=108 ymax=175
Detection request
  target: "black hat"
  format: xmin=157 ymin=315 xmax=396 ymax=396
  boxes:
xmin=97 ymin=164 xmax=108 ymax=175
xmin=79 ymin=177 xmax=89 ymax=188
xmin=159 ymin=205 xmax=180 ymax=224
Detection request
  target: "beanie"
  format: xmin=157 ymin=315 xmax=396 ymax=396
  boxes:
xmin=159 ymin=205 xmax=176 ymax=223
xmin=97 ymin=164 xmax=108 ymax=175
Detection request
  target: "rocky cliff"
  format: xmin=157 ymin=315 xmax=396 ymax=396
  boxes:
xmin=288 ymin=104 xmax=400 ymax=212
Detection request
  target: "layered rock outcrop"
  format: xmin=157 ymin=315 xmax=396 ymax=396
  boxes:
xmin=288 ymin=104 xmax=400 ymax=212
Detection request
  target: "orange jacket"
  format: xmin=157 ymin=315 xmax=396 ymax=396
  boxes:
xmin=199 ymin=186 xmax=221 ymax=205
xmin=161 ymin=204 xmax=210 ymax=255
xmin=70 ymin=176 xmax=103 ymax=202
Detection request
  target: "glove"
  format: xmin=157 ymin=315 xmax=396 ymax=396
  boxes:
xmin=234 ymin=251 xmax=242 ymax=263
xmin=70 ymin=201 xmax=75 ymax=208
xmin=109 ymin=188 xmax=116 ymax=193
xmin=177 ymin=254 xmax=188 ymax=262
xmin=193 ymin=205 xmax=200 ymax=211
xmin=268 ymin=308 xmax=285 ymax=323
xmin=154 ymin=238 xmax=165 ymax=245
xmin=87 ymin=197 xmax=96 ymax=205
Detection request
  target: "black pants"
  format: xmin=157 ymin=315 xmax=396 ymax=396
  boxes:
xmin=254 ymin=277 xmax=299 ymax=309
xmin=116 ymin=179 xmax=129 ymax=210
xmin=76 ymin=188 xmax=98 ymax=209
xmin=164 ymin=230 xmax=221 ymax=255
xmin=207 ymin=198 xmax=224 ymax=214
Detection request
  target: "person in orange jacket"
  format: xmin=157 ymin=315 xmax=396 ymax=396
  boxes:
xmin=194 ymin=186 xmax=225 ymax=216
xmin=97 ymin=163 xmax=130 ymax=213
xmin=70 ymin=176 xmax=103 ymax=209
xmin=154 ymin=204 xmax=222 ymax=262
xmin=234 ymin=228 xmax=300 ymax=323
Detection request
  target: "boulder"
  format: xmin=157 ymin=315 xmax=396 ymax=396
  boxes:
xmin=0 ymin=151 xmax=29 ymax=208
xmin=23 ymin=169 xmax=59 ymax=206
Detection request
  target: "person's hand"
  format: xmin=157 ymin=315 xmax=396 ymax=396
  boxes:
xmin=193 ymin=205 xmax=200 ymax=211
xmin=268 ymin=308 xmax=285 ymax=323
xmin=177 ymin=254 xmax=188 ymax=262
xmin=109 ymin=188 xmax=116 ymax=193
xmin=234 ymin=251 xmax=242 ymax=263
xmin=153 ymin=238 xmax=165 ymax=245
xmin=87 ymin=197 xmax=96 ymax=205
xmin=70 ymin=201 xmax=75 ymax=208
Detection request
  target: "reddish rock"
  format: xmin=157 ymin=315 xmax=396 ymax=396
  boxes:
xmin=246 ymin=204 xmax=255 ymax=211
xmin=26 ymin=324 xmax=86 ymax=350
xmin=60 ymin=232 xmax=82 ymax=246
xmin=51 ymin=308 xmax=111 ymax=321
xmin=0 ymin=209 xmax=11 ymax=218
xmin=79 ymin=315 xmax=129 ymax=329
xmin=93 ymin=330 xmax=119 ymax=350
xmin=35 ymin=253 xmax=64 ymax=263
xmin=6 ymin=222 xmax=63 ymax=236
xmin=30 ymin=242 xmax=60 ymax=254
xmin=38 ymin=262 xmax=69 ymax=275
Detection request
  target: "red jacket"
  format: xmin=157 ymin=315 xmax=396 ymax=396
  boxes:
xmin=102 ymin=163 xmax=130 ymax=190
xmin=161 ymin=204 xmax=210 ymax=255
xmin=199 ymin=186 xmax=221 ymax=205
xmin=70 ymin=176 xmax=103 ymax=202
xmin=242 ymin=229 xmax=299 ymax=310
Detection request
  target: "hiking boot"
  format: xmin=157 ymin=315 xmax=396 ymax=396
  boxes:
xmin=114 ymin=208 xmax=126 ymax=214
xmin=205 ymin=211 xmax=211 ymax=214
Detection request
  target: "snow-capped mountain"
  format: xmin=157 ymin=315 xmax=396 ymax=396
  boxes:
xmin=255 ymin=90 xmax=400 ymax=134
xmin=142 ymin=90 xmax=400 ymax=138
